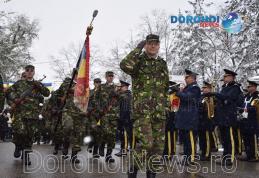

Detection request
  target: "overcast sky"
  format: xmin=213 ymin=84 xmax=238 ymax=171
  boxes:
xmin=1 ymin=0 xmax=225 ymax=87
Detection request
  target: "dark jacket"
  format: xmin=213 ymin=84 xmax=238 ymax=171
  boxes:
xmin=175 ymin=82 xmax=201 ymax=130
xmin=240 ymin=91 xmax=259 ymax=133
xmin=215 ymin=81 xmax=244 ymax=127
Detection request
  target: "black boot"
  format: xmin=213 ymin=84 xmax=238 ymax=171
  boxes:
xmin=93 ymin=145 xmax=100 ymax=158
xmin=146 ymin=170 xmax=156 ymax=178
xmin=24 ymin=151 xmax=31 ymax=166
xmin=14 ymin=145 xmax=22 ymax=158
xmin=115 ymin=150 xmax=123 ymax=157
xmin=87 ymin=141 xmax=94 ymax=153
xmin=115 ymin=149 xmax=127 ymax=157
xmin=53 ymin=144 xmax=59 ymax=155
xmin=71 ymin=151 xmax=80 ymax=164
xmin=128 ymin=167 xmax=138 ymax=178
xmin=62 ymin=142 xmax=69 ymax=159
xmin=99 ymin=143 xmax=105 ymax=157
xmin=105 ymin=148 xmax=115 ymax=163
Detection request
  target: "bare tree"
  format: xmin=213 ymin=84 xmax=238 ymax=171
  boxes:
xmin=51 ymin=42 xmax=102 ymax=82
xmin=0 ymin=11 xmax=39 ymax=81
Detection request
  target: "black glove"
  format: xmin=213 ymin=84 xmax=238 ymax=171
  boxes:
xmin=136 ymin=40 xmax=146 ymax=50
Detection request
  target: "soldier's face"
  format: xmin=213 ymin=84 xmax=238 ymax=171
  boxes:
xmin=223 ymin=75 xmax=234 ymax=83
xmin=144 ymin=41 xmax=160 ymax=56
xmin=25 ymin=68 xmax=35 ymax=79
xmin=202 ymin=87 xmax=211 ymax=94
xmin=185 ymin=75 xmax=195 ymax=85
xmin=106 ymin=75 xmax=114 ymax=83
xmin=94 ymin=81 xmax=101 ymax=88
xmin=121 ymin=85 xmax=128 ymax=91
xmin=247 ymin=85 xmax=256 ymax=93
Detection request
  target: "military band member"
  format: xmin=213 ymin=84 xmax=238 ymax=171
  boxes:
xmin=175 ymin=69 xmax=201 ymax=165
xmin=198 ymin=81 xmax=215 ymax=161
xmin=163 ymin=81 xmax=180 ymax=159
xmin=115 ymin=80 xmax=133 ymax=157
xmin=205 ymin=69 xmax=244 ymax=166
xmin=239 ymin=80 xmax=259 ymax=162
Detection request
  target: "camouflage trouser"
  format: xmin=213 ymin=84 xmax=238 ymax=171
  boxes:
xmin=34 ymin=120 xmax=45 ymax=143
xmin=101 ymin=117 xmax=117 ymax=151
xmin=52 ymin=119 xmax=64 ymax=146
xmin=90 ymin=124 xmax=104 ymax=145
xmin=63 ymin=117 xmax=83 ymax=152
xmin=130 ymin=112 xmax=165 ymax=172
xmin=12 ymin=117 xmax=37 ymax=149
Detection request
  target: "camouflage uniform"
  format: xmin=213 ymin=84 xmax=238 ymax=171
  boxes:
xmin=42 ymin=91 xmax=60 ymax=144
xmin=6 ymin=79 xmax=50 ymax=150
xmin=87 ymin=88 xmax=104 ymax=155
xmin=0 ymin=75 xmax=4 ymax=113
xmin=97 ymin=82 xmax=119 ymax=158
xmin=120 ymin=48 xmax=169 ymax=171
xmin=50 ymin=78 xmax=73 ymax=153
xmin=62 ymin=94 xmax=86 ymax=153
xmin=34 ymin=95 xmax=45 ymax=144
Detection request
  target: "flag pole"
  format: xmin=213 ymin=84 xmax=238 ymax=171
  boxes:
xmin=53 ymin=10 xmax=98 ymax=133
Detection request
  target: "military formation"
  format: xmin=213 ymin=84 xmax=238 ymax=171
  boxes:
xmin=0 ymin=34 xmax=259 ymax=178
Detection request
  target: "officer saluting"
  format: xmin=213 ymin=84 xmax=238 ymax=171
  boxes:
xmin=240 ymin=80 xmax=259 ymax=162
xmin=205 ymin=69 xmax=244 ymax=166
xmin=175 ymin=69 xmax=201 ymax=165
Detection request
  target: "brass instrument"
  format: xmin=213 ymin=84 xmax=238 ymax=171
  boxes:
xmin=202 ymin=96 xmax=215 ymax=119
xmin=202 ymin=81 xmax=215 ymax=119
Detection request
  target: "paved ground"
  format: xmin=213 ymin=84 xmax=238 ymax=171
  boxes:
xmin=0 ymin=142 xmax=259 ymax=178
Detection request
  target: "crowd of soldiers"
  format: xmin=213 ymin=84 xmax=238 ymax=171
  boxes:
xmin=0 ymin=34 xmax=259 ymax=178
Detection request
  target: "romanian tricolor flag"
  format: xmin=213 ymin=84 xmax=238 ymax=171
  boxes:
xmin=74 ymin=35 xmax=90 ymax=111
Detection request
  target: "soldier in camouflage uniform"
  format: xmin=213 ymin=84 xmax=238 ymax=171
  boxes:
xmin=62 ymin=87 xmax=86 ymax=164
xmin=6 ymin=65 xmax=50 ymax=165
xmin=120 ymin=34 xmax=169 ymax=178
xmin=51 ymin=77 xmax=73 ymax=155
xmin=0 ymin=74 xmax=4 ymax=113
xmin=96 ymin=71 xmax=119 ymax=163
xmin=87 ymin=78 xmax=104 ymax=158
xmin=34 ymin=95 xmax=45 ymax=145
